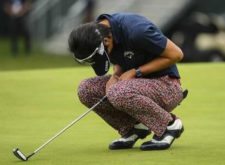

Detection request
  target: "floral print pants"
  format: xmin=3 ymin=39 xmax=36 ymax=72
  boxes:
xmin=77 ymin=75 xmax=184 ymax=137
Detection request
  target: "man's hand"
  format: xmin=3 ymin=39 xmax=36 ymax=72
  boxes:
xmin=119 ymin=69 xmax=136 ymax=80
xmin=106 ymin=74 xmax=119 ymax=92
xmin=105 ymin=64 xmax=123 ymax=92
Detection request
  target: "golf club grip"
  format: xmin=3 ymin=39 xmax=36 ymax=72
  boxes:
xmin=33 ymin=95 xmax=107 ymax=154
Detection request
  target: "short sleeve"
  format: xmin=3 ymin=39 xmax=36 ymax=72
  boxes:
xmin=131 ymin=25 xmax=167 ymax=57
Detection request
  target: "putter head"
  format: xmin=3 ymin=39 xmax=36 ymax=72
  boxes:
xmin=13 ymin=148 xmax=27 ymax=161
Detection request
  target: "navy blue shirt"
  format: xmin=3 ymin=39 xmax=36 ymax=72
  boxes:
xmin=97 ymin=13 xmax=180 ymax=78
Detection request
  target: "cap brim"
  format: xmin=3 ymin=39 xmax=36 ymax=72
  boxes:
xmin=91 ymin=53 xmax=110 ymax=76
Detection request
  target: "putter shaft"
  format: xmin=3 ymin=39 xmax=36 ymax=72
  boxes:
xmin=13 ymin=96 xmax=107 ymax=161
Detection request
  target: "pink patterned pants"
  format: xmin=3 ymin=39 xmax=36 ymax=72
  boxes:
xmin=78 ymin=75 xmax=184 ymax=137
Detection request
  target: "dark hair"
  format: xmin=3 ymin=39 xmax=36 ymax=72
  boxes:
xmin=68 ymin=22 xmax=111 ymax=59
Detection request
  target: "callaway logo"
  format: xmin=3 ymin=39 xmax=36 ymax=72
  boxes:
xmin=124 ymin=51 xmax=134 ymax=59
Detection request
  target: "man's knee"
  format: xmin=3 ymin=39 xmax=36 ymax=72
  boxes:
xmin=77 ymin=79 xmax=95 ymax=105
xmin=107 ymin=82 xmax=133 ymax=109
xmin=77 ymin=76 xmax=107 ymax=106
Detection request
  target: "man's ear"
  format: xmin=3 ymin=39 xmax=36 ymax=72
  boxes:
xmin=103 ymin=34 xmax=112 ymax=46
xmin=103 ymin=37 xmax=110 ymax=46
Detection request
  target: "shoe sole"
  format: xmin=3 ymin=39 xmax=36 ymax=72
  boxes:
xmin=109 ymin=141 xmax=136 ymax=150
xmin=109 ymin=132 xmax=151 ymax=150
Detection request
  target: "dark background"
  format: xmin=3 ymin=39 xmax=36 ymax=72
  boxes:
xmin=195 ymin=0 xmax=225 ymax=14
xmin=0 ymin=0 xmax=225 ymax=36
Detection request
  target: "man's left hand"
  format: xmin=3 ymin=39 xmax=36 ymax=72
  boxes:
xmin=119 ymin=69 xmax=136 ymax=80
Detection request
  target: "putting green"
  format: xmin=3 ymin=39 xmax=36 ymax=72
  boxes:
xmin=0 ymin=63 xmax=225 ymax=165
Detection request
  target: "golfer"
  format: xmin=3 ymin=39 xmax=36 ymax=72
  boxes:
xmin=68 ymin=12 xmax=186 ymax=150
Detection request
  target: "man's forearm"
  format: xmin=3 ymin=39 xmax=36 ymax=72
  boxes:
xmin=139 ymin=57 xmax=175 ymax=76
xmin=139 ymin=39 xmax=183 ymax=76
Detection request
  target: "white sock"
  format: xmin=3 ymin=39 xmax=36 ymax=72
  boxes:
xmin=134 ymin=123 xmax=149 ymax=130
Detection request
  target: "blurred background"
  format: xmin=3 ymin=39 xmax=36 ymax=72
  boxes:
xmin=0 ymin=0 xmax=225 ymax=70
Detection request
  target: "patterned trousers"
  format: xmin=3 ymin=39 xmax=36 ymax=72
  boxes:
xmin=77 ymin=75 xmax=184 ymax=137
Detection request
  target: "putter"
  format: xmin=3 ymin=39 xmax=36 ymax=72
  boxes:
xmin=13 ymin=95 xmax=107 ymax=161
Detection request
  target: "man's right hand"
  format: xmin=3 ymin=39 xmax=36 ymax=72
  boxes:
xmin=106 ymin=74 xmax=119 ymax=93
xmin=106 ymin=64 xmax=123 ymax=92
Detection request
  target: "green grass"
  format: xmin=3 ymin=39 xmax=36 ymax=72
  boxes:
xmin=1 ymin=62 xmax=225 ymax=165
xmin=0 ymin=38 xmax=78 ymax=71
